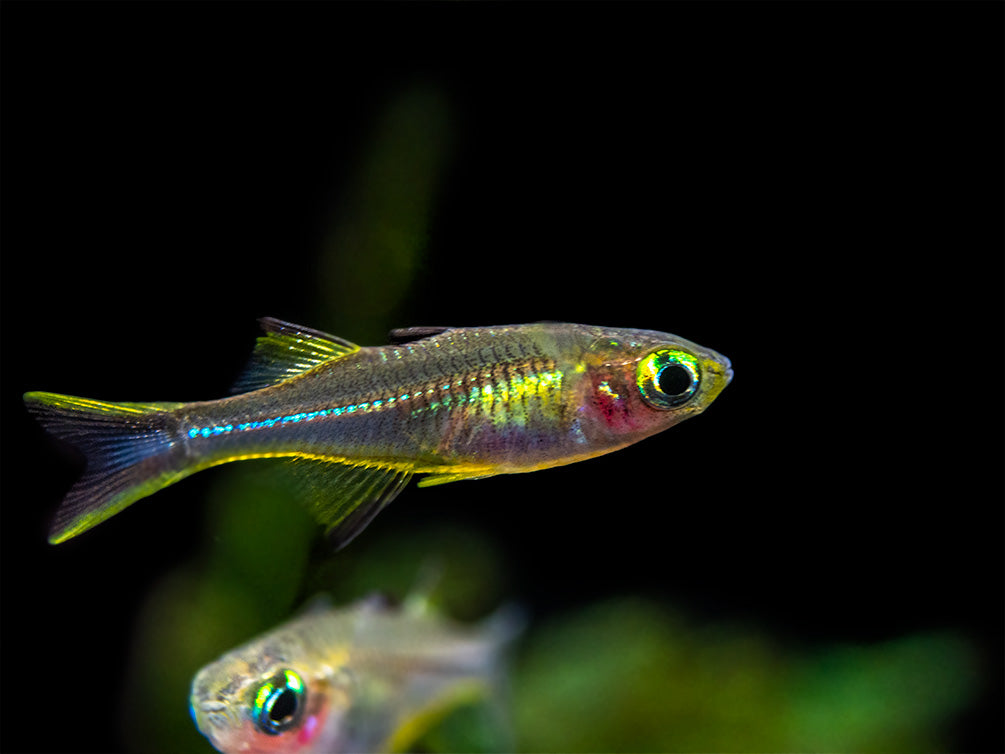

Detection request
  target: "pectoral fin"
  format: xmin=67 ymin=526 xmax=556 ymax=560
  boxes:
xmin=417 ymin=471 xmax=498 ymax=487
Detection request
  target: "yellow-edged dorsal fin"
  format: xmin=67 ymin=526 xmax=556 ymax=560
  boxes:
xmin=232 ymin=317 xmax=360 ymax=393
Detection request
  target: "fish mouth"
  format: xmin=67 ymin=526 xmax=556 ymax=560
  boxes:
xmin=695 ymin=356 xmax=732 ymax=407
xmin=705 ymin=356 xmax=733 ymax=386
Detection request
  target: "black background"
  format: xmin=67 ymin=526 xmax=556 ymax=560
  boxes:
xmin=3 ymin=2 xmax=1002 ymax=752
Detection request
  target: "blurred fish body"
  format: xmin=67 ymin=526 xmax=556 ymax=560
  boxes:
xmin=25 ymin=318 xmax=732 ymax=544
xmin=189 ymin=595 xmax=517 ymax=754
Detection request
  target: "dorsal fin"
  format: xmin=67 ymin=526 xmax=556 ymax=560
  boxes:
xmin=402 ymin=560 xmax=445 ymax=617
xmin=232 ymin=317 xmax=360 ymax=393
xmin=387 ymin=326 xmax=452 ymax=344
xmin=296 ymin=593 xmax=334 ymax=616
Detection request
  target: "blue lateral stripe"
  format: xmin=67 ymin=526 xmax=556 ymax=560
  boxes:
xmin=185 ymin=391 xmax=419 ymax=439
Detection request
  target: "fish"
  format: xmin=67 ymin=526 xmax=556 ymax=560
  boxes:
xmin=189 ymin=594 xmax=519 ymax=754
xmin=24 ymin=318 xmax=733 ymax=545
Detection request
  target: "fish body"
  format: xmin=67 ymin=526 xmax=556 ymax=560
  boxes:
xmin=25 ymin=319 xmax=732 ymax=544
xmin=189 ymin=595 xmax=516 ymax=754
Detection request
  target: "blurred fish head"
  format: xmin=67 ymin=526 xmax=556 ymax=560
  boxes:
xmin=190 ymin=640 xmax=352 ymax=754
xmin=576 ymin=326 xmax=733 ymax=445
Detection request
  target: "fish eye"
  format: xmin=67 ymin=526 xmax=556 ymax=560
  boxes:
xmin=637 ymin=349 xmax=701 ymax=409
xmin=253 ymin=669 xmax=305 ymax=735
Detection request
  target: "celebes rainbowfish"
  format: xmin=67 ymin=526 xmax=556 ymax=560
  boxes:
xmin=189 ymin=593 xmax=519 ymax=754
xmin=25 ymin=318 xmax=733 ymax=545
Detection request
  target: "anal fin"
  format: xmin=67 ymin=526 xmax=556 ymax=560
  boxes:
xmin=286 ymin=459 xmax=412 ymax=550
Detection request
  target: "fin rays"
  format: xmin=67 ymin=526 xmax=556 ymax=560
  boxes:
xmin=232 ymin=317 xmax=360 ymax=394
xmin=24 ymin=392 xmax=187 ymax=544
xmin=284 ymin=459 xmax=413 ymax=550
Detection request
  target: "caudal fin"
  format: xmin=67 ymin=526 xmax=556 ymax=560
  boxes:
xmin=24 ymin=392 xmax=188 ymax=544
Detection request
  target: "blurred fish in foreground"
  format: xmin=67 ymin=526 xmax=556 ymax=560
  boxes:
xmin=122 ymin=470 xmax=984 ymax=754
xmin=24 ymin=317 xmax=731 ymax=545
xmin=190 ymin=591 xmax=520 ymax=754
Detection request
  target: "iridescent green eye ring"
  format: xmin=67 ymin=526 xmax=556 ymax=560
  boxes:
xmin=253 ymin=668 xmax=305 ymax=735
xmin=637 ymin=349 xmax=701 ymax=409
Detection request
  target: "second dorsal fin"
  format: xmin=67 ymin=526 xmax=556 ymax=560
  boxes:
xmin=387 ymin=326 xmax=452 ymax=344
xmin=232 ymin=317 xmax=360 ymax=393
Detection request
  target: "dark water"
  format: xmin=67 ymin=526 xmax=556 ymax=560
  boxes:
xmin=3 ymin=2 xmax=1002 ymax=752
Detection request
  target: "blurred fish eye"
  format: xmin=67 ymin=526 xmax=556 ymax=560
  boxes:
xmin=253 ymin=669 xmax=305 ymax=735
xmin=637 ymin=349 xmax=701 ymax=409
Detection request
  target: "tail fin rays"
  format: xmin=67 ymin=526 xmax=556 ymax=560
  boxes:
xmin=24 ymin=392 xmax=186 ymax=544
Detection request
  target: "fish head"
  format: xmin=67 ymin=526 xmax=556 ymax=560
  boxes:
xmin=190 ymin=638 xmax=353 ymax=754
xmin=576 ymin=326 xmax=733 ymax=445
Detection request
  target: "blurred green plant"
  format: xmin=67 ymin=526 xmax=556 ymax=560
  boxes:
xmin=512 ymin=597 xmax=981 ymax=753
xmin=783 ymin=630 xmax=980 ymax=752
xmin=316 ymin=79 xmax=453 ymax=342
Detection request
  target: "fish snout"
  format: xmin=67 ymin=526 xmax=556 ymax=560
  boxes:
xmin=721 ymin=357 xmax=734 ymax=385
xmin=704 ymin=355 xmax=733 ymax=386
xmin=191 ymin=697 xmax=239 ymax=734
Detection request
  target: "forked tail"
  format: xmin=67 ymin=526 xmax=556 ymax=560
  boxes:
xmin=24 ymin=391 xmax=189 ymax=544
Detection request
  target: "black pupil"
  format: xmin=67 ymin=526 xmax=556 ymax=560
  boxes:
xmin=657 ymin=364 xmax=693 ymax=396
xmin=269 ymin=688 xmax=297 ymax=722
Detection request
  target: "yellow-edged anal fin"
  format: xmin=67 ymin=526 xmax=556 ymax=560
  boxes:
xmin=284 ymin=458 xmax=413 ymax=550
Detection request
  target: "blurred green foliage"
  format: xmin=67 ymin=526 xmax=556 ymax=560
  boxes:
xmin=513 ymin=598 xmax=980 ymax=753
xmin=783 ymin=631 xmax=980 ymax=752
xmin=317 ymin=80 xmax=453 ymax=342
xmin=514 ymin=599 xmax=785 ymax=751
